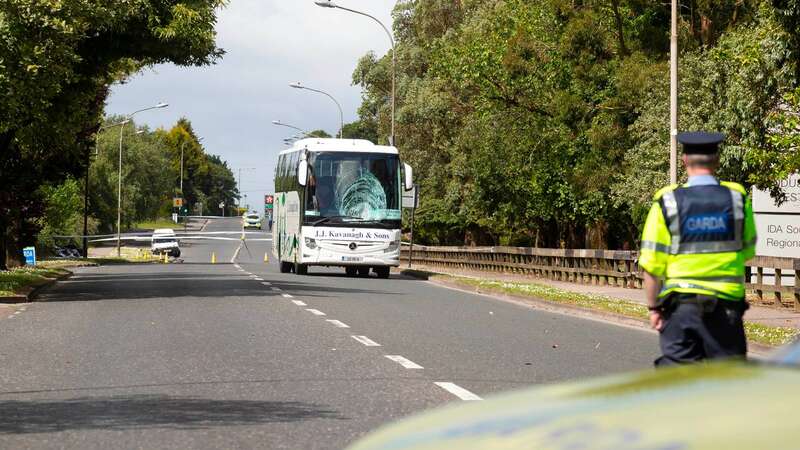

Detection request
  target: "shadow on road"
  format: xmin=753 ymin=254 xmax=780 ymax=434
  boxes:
xmin=0 ymin=395 xmax=343 ymax=434
xmin=34 ymin=271 xmax=393 ymax=302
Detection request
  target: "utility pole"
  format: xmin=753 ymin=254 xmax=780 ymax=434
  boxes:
xmin=669 ymin=0 xmax=679 ymax=184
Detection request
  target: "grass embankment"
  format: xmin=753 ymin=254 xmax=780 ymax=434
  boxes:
xmin=414 ymin=272 xmax=799 ymax=348
xmin=1 ymin=255 xmax=162 ymax=298
xmin=0 ymin=266 xmax=70 ymax=297
xmin=133 ymin=218 xmax=178 ymax=230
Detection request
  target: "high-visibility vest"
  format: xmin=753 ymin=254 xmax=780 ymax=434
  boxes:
xmin=639 ymin=180 xmax=757 ymax=301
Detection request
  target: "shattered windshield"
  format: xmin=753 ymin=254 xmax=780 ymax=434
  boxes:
xmin=304 ymin=151 xmax=401 ymax=223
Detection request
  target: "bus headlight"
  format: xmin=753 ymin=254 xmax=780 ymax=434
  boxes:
xmin=385 ymin=240 xmax=400 ymax=252
xmin=305 ymin=237 xmax=317 ymax=249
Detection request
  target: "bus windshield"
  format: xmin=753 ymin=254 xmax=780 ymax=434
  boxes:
xmin=305 ymin=151 xmax=401 ymax=224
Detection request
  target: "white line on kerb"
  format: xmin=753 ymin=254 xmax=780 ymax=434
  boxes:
xmin=351 ymin=335 xmax=381 ymax=347
xmin=326 ymin=319 xmax=350 ymax=328
xmin=281 ymin=293 xmax=293 ymax=298
xmin=306 ymin=309 xmax=326 ymax=316
xmin=385 ymin=355 xmax=423 ymax=369
xmin=292 ymin=300 xmax=307 ymax=306
xmin=434 ymin=382 xmax=482 ymax=401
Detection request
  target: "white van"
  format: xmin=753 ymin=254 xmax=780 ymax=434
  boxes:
xmin=151 ymin=228 xmax=181 ymax=257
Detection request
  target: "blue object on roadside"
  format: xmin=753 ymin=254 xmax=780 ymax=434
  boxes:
xmin=23 ymin=246 xmax=36 ymax=266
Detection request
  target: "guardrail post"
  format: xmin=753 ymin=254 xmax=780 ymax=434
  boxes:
xmin=756 ymin=266 xmax=763 ymax=302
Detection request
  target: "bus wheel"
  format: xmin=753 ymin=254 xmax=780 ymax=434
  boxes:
xmin=374 ymin=267 xmax=390 ymax=279
xmin=295 ymin=263 xmax=308 ymax=275
xmin=357 ymin=266 xmax=370 ymax=277
xmin=345 ymin=267 xmax=358 ymax=277
xmin=280 ymin=261 xmax=293 ymax=273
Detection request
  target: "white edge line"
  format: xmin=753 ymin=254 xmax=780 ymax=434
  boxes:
xmin=434 ymin=382 xmax=482 ymax=401
xmin=385 ymin=355 xmax=423 ymax=369
xmin=351 ymin=335 xmax=380 ymax=347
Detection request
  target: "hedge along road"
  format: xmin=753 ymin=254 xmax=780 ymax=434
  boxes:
xmin=0 ymin=217 xmax=657 ymax=449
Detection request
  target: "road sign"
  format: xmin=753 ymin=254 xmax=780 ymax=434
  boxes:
xmin=402 ymin=186 xmax=418 ymax=209
xmin=752 ymin=174 xmax=800 ymax=258
xmin=173 ymin=197 xmax=183 ymax=208
xmin=265 ymin=194 xmax=274 ymax=209
xmin=219 ymin=202 xmax=225 ymax=209
xmin=23 ymin=246 xmax=36 ymax=266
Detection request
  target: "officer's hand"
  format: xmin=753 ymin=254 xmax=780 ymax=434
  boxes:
xmin=649 ymin=310 xmax=664 ymax=331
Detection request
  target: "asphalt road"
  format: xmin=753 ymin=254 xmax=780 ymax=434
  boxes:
xmin=0 ymin=217 xmax=658 ymax=449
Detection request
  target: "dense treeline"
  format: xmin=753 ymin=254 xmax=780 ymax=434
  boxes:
xmin=0 ymin=1 xmax=225 ymax=268
xmin=351 ymin=0 xmax=800 ymax=248
xmin=35 ymin=117 xmax=238 ymax=251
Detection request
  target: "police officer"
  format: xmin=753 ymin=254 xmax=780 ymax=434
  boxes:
xmin=639 ymin=132 xmax=757 ymax=366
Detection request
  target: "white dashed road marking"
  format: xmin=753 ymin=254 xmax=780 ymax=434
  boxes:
xmin=281 ymin=293 xmax=293 ymax=298
xmin=271 ymin=287 xmax=282 ymax=292
xmin=306 ymin=309 xmax=326 ymax=316
xmin=434 ymin=382 xmax=482 ymax=401
xmin=385 ymin=355 xmax=423 ymax=369
xmin=261 ymin=282 xmax=271 ymax=286
xmin=253 ymin=277 xmax=264 ymax=281
xmin=291 ymin=300 xmax=307 ymax=306
xmin=326 ymin=320 xmax=350 ymax=328
xmin=351 ymin=335 xmax=381 ymax=347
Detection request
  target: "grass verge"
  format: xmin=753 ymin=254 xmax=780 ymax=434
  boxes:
xmin=133 ymin=218 xmax=178 ymax=230
xmin=413 ymin=271 xmax=799 ymax=348
xmin=0 ymin=266 xmax=69 ymax=297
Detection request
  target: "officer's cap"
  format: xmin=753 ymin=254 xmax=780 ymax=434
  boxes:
xmin=677 ymin=131 xmax=725 ymax=155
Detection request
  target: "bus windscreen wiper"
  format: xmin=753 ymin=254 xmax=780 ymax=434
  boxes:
xmin=311 ymin=215 xmax=366 ymax=226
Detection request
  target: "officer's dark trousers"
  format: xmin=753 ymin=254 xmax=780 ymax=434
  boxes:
xmin=655 ymin=297 xmax=748 ymax=367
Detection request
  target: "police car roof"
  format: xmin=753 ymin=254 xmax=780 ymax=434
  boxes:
xmin=279 ymin=138 xmax=398 ymax=155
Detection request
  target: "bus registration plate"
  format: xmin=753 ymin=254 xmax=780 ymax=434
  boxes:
xmin=342 ymin=256 xmax=363 ymax=262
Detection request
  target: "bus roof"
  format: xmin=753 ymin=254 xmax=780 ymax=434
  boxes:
xmin=279 ymin=138 xmax=398 ymax=155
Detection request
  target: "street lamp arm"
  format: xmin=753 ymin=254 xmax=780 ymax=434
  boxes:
xmin=299 ymin=87 xmax=344 ymax=138
xmin=315 ymin=2 xmax=395 ymax=144
xmin=272 ymin=120 xmax=308 ymax=135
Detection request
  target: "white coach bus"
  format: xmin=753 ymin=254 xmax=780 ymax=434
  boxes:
xmin=272 ymin=138 xmax=413 ymax=278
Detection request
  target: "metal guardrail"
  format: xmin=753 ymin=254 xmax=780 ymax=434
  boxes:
xmin=401 ymin=246 xmax=800 ymax=310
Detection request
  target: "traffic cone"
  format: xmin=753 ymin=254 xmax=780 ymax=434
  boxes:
xmin=211 ymin=252 xmax=216 ymax=264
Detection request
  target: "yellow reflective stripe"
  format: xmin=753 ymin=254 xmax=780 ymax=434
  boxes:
xmin=641 ymin=240 xmax=670 ymax=253
xmin=661 ymin=191 xmax=681 ymax=254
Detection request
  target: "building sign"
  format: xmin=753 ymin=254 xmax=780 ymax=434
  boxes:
xmin=752 ymin=174 xmax=800 ymax=258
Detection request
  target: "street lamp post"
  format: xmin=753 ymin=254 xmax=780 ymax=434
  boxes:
xmin=82 ymin=119 xmax=130 ymax=258
xmin=236 ymin=167 xmax=256 ymax=214
xmin=289 ymin=82 xmax=344 ymax=138
xmin=669 ymin=0 xmax=679 ymax=184
xmin=315 ymin=1 xmax=395 ymax=145
xmin=116 ymin=102 xmax=169 ymax=257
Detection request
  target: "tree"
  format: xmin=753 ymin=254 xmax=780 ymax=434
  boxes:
xmin=0 ymin=0 xmax=225 ymax=268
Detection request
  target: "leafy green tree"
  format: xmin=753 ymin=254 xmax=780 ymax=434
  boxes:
xmin=0 ymin=0 xmax=225 ymax=268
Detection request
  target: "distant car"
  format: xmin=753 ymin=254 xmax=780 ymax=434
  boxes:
xmin=347 ymin=341 xmax=800 ymax=450
xmin=151 ymin=228 xmax=180 ymax=257
xmin=243 ymin=212 xmax=262 ymax=229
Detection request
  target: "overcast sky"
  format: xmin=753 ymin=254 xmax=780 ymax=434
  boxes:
xmin=105 ymin=0 xmax=396 ymax=214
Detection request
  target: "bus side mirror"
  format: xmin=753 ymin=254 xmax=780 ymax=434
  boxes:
xmin=404 ymin=163 xmax=413 ymax=191
xmin=298 ymin=160 xmax=308 ymax=186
